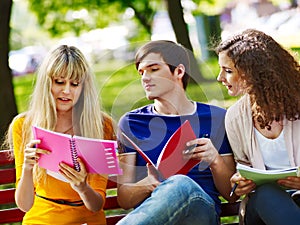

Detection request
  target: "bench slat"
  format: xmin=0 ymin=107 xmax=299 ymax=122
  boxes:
xmin=0 ymin=168 xmax=16 ymax=185
xmin=220 ymin=201 xmax=240 ymax=217
xmin=0 ymin=208 xmax=25 ymax=224
xmin=0 ymin=188 xmax=15 ymax=204
xmin=0 ymin=150 xmax=13 ymax=166
xmin=104 ymin=195 xmax=119 ymax=210
xmin=106 ymin=214 xmax=126 ymax=225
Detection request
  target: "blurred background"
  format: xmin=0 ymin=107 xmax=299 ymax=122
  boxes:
xmin=1 ymin=2 xmax=299 ymax=224
xmin=8 ymin=0 xmax=300 ymax=76
xmin=1 ymin=0 xmax=300 ymax=143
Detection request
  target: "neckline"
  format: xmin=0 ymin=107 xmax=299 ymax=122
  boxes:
xmin=62 ymin=126 xmax=73 ymax=134
xmin=254 ymin=126 xmax=284 ymax=141
xmin=152 ymin=101 xmax=196 ymax=116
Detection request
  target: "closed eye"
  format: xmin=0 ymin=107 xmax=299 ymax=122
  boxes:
xmin=71 ymin=81 xmax=80 ymax=86
xmin=54 ymin=79 xmax=64 ymax=85
xmin=224 ymin=68 xmax=233 ymax=73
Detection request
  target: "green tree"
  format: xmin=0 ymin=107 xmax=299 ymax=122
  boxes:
xmin=28 ymin=0 xmax=204 ymax=79
xmin=166 ymin=0 xmax=203 ymax=81
xmin=0 ymin=0 xmax=17 ymax=144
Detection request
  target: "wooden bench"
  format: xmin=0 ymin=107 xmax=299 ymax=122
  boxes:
xmin=0 ymin=150 xmax=240 ymax=225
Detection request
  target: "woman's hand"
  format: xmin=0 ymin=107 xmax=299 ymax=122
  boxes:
xmin=24 ymin=140 xmax=50 ymax=170
xmin=278 ymin=176 xmax=300 ymax=190
xmin=230 ymin=172 xmax=256 ymax=196
xmin=59 ymin=158 xmax=104 ymax=212
xmin=59 ymin=158 xmax=89 ymax=193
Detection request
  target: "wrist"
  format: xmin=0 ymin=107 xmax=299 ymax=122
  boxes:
xmin=76 ymin=183 xmax=90 ymax=195
xmin=22 ymin=165 xmax=33 ymax=173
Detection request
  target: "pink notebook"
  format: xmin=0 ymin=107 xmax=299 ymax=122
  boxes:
xmin=32 ymin=126 xmax=122 ymax=175
xmin=122 ymin=120 xmax=199 ymax=179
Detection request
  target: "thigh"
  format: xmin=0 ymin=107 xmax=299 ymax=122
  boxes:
xmin=116 ymin=175 xmax=218 ymax=225
xmin=245 ymin=184 xmax=300 ymax=225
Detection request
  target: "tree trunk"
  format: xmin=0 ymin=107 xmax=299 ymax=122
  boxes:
xmin=165 ymin=0 xmax=205 ymax=82
xmin=0 ymin=0 xmax=17 ymax=145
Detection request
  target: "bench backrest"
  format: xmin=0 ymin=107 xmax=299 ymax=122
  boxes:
xmin=0 ymin=150 xmax=239 ymax=225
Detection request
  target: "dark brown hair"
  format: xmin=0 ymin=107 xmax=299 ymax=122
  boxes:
xmin=135 ymin=40 xmax=191 ymax=90
xmin=216 ymin=29 xmax=300 ymax=129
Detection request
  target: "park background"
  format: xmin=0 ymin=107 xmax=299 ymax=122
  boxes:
xmin=1 ymin=0 xmax=300 ymax=224
xmin=6 ymin=0 xmax=300 ymax=134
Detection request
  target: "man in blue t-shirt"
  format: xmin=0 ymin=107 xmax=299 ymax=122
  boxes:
xmin=116 ymin=40 xmax=238 ymax=225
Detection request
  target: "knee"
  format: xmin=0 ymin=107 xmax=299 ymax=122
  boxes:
xmin=252 ymin=183 xmax=284 ymax=202
xmin=158 ymin=175 xmax=215 ymax=208
xmin=256 ymin=183 xmax=282 ymax=195
xmin=168 ymin=174 xmax=192 ymax=184
xmin=167 ymin=175 xmax=208 ymax=198
xmin=167 ymin=175 xmax=200 ymax=191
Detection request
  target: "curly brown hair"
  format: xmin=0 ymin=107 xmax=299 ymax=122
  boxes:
xmin=216 ymin=29 xmax=300 ymax=130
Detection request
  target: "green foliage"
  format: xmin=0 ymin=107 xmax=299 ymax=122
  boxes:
xmin=28 ymin=0 xmax=123 ymax=36
xmin=193 ymin=0 xmax=232 ymax=15
xmin=13 ymin=74 xmax=35 ymax=113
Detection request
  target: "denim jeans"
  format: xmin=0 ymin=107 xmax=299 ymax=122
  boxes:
xmin=116 ymin=175 xmax=219 ymax=225
xmin=245 ymin=183 xmax=300 ymax=225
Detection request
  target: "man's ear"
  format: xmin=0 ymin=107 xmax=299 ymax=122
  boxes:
xmin=175 ymin=64 xmax=185 ymax=78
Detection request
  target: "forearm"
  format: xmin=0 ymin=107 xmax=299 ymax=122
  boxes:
xmin=78 ymin=185 xmax=104 ymax=212
xmin=15 ymin=168 xmax=35 ymax=212
xmin=117 ymin=177 xmax=155 ymax=209
xmin=210 ymin=155 xmax=239 ymax=202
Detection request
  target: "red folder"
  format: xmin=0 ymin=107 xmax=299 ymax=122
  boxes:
xmin=122 ymin=120 xmax=199 ymax=179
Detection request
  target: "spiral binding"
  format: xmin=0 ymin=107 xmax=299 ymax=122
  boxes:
xmin=70 ymin=139 xmax=80 ymax=172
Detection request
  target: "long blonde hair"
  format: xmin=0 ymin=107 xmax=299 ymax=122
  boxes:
xmin=6 ymin=45 xmax=105 ymax=180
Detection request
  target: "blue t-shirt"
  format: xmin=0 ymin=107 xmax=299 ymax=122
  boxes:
xmin=118 ymin=101 xmax=232 ymax=215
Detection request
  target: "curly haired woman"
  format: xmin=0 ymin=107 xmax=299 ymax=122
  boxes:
xmin=4 ymin=45 xmax=115 ymax=224
xmin=216 ymin=29 xmax=300 ymax=225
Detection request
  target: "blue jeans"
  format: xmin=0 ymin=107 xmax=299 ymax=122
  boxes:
xmin=116 ymin=175 xmax=219 ymax=225
xmin=245 ymin=183 xmax=300 ymax=225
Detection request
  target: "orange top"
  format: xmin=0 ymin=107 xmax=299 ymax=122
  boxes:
xmin=12 ymin=115 xmax=115 ymax=225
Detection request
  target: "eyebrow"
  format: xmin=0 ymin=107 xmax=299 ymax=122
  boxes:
xmin=138 ymin=62 xmax=164 ymax=71
xmin=220 ymin=65 xmax=232 ymax=70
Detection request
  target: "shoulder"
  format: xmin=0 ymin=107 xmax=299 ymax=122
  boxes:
xmin=101 ymin=112 xmax=114 ymax=126
xmin=101 ymin=112 xmax=116 ymax=140
xmin=11 ymin=113 xmax=27 ymax=132
xmin=195 ymin=101 xmax=226 ymax=117
xmin=119 ymin=104 xmax=154 ymax=124
xmin=127 ymin=104 xmax=154 ymax=115
xmin=226 ymin=95 xmax=250 ymax=123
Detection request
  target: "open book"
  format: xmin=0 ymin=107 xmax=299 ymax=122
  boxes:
xmin=33 ymin=126 xmax=122 ymax=175
xmin=121 ymin=120 xmax=200 ymax=179
xmin=237 ymin=163 xmax=300 ymax=186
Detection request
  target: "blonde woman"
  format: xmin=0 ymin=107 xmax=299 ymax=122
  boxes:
xmin=4 ymin=45 xmax=115 ymax=224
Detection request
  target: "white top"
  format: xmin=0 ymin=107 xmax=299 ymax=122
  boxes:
xmin=255 ymin=128 xmax=291 ymax=170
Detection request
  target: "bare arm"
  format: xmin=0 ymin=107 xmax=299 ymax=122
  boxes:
xmin=117 ymin=153 xmax=160 ymax=209
xmin=186 ymin=137 xmax=239 ymax=202
xmin=59 ymin=158 xmax=104 ymax=212
xmin=15 ymin=166 xmax=35 ymax=212
xmin=210 ymin=154 xmax=240 ymax=202
xmin=15 ymin=140 xmax=49 ymax=212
